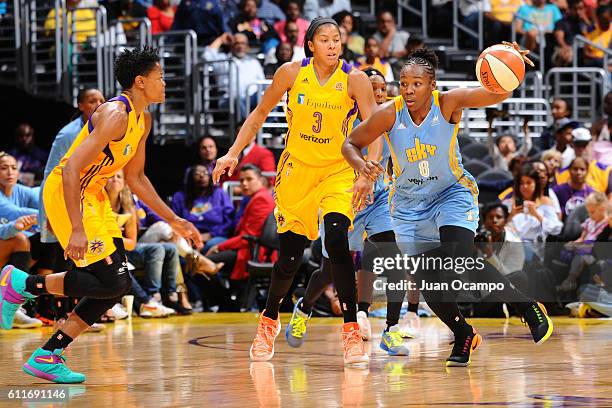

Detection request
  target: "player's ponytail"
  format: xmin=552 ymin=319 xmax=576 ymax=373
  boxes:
xmin=304 ymin=17 xmax=339 ymax=58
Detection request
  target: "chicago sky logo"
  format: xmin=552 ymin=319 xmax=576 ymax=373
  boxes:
xmin=406 ymin=137 xmax=437 ymax=163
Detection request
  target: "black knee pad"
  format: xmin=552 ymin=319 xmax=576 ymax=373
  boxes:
xmin=323 ymin=213 xmax=351 ymax=264
xmin=276 ymin=248 xmax=303 ymax=280
xmin=86 ymin=250 xmax=131 ymax=298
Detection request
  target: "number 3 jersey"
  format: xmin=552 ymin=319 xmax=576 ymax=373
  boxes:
xmin=385 ymin=90 xmax=476 ymax=198
xmin=285 ymin=58 xmax=359 ymax=166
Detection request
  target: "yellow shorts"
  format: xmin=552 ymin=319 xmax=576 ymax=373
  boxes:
xmin=43 ymin=175 xmax=122 ymax=268
xmin=274 ymin=151 xmax=356 ymax=240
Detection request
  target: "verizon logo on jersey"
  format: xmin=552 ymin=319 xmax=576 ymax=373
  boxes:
xmin=406 ymin=137 xmax=437 ymax=163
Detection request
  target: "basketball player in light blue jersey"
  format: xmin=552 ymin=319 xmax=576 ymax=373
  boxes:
xmin=286 ymin=68 xmax=419 ymax=356
xmin=343 ymin=45 xmax=553 ymax=367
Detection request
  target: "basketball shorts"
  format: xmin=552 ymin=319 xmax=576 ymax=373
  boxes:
xmin=321 ymin=187 xmax=392 ymax=257
xmin=391 ymin=178 xmax=479 ymax=256
xmin=274 ymin=150 xmax=355 ymax=240
xmin=43 ymin=174 xmax=123 ymax=268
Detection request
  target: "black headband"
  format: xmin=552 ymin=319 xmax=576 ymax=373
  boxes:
xmin=304 ymin=17 xmax=339 ymax=58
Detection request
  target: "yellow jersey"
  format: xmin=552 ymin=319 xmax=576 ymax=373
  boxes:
xmin=285 ymin=58 xmax=358 ymax=166
xmin=555 ymin=160 xmax=612 ymax=193
xmin=51 ymin=93 xmax=145 ymax=199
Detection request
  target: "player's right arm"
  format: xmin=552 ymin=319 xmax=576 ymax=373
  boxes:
xmin=342 ymin=100 xmax=396 ymax=210
xmin=212 ymin=61 xmax=300 ymax=184
xmin=62 ymin=103 xmax=128 ymax=260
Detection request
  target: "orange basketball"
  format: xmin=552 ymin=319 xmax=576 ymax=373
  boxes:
xmin=475 ymin=44 xmax=525 ymax=94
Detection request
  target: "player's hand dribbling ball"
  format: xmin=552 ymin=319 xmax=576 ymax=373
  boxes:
xmin=476 ymin=42 xmax=533 ymax=94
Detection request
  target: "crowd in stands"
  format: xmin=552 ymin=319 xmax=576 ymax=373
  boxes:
xmin=1 ymin=0 xmax=612 ymax=330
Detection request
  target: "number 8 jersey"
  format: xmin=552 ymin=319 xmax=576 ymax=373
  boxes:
xmin=285 ymin=58 xmax=359 ymax=166
xmin=385 ymin=91 xmax=477 ymax=198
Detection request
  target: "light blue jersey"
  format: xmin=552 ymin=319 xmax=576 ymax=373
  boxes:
xmin=386 ymin=91 xmax=479 ymax=255
xmin=385 ymin=91 xmax=477 ymax=199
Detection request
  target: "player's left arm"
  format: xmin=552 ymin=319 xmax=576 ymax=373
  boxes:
xmin=348 ymin=69 xmax=384 ymax=175
xmin=124 ymin=112 xmax=203 ymax=249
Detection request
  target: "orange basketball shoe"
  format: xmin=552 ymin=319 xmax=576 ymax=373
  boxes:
xmin=250 ymin=311 xmax=281 ymax=362
xmin=342 ymin=322 xmax=369 ymax=366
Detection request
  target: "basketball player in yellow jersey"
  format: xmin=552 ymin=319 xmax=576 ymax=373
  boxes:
xmin=213 ymin=17 xmax=382 ymax=366
xmin=0 ymin=47 xmax=202 ymax=384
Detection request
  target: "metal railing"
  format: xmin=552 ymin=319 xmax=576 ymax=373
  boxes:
xmin=397 ymin=0 xmax=427 ymax=41
xmin=511 ymin=14 xmax=546 ymax=76
xmin=573 ymin=34 xmax=612 ymax=71
xmin=0 ymin=0 xmax=21 ymax=85
xmin=195 ymin=56 xmax=238 ymax=143
xmin=452 ymin=0 xmax=484 ymax=50
xmin=151 ymin=30 xmax=197 ymax=144
xmin=545 ymin=67 xmax=610 ymax=124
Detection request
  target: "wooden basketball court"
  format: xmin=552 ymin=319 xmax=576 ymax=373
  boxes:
xmin=1 ymin=314 xmax=611 ymax=407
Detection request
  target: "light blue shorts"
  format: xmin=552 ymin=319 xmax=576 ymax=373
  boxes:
xmin=391 ymin=180 xmax=479 ymax=256
xmin=321 ymin=188 xmax=392 ymax=257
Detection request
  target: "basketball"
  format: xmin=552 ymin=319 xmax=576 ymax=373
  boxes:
xmin=476 ymin=44 xmax=526 ymax=94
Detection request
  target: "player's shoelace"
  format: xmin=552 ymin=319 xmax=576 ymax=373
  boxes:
xmin=290 ymin=315 xmax=307 ymax=338
xmin=343 ymin=329 xmax=364 ymax=357
xmin=521 ymin=303 xmax=545 ymax=327
xmin=253 ymin=321 xmax=278 ymax=354
xmin=386 ymin=331 xmax=404 ymax=347
xmin=449 ymin=333 xmax=474 ymax=356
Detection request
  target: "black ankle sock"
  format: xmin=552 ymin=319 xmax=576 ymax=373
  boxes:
xmin=298 ymin=300 xmax=311 ymax=315
xmin=25 ymin=275 xmax=47 ymax=296
xmin=42 ymin=330 xmax=73 ymax=351
xmin=9 ymin=252 xmax=31 ymax=272
xmin=408 ymin=302 xmax=419 ymax=314
xmin=263 ymin=295 xmax=283 ymax=320
xmin=513 ymin=302 xmax=531 ymax=316
xmin=357 ymin=302 xmax=370 ymax=316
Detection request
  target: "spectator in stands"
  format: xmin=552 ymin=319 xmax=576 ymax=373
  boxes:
xmin=172 ymin=164 xmax=234 ymax=252
xmin=553 ymin=0 xmax=592 ymax=66
xmin=147 ymin=0 xmax=176 ymax=34
xmin=477 ymin=202 xmax=526 ymax=290
xmin=532 ymin=159 xmax=564 ymax=217
xmin=274 ymin=0 xmax=308 ymax=46
xmin=355 ymin=37 xmax=394 ymax=82
xmin=264 ymin=42 xmax=294 ymax=77
xmin=592 ymin=91 xmax=611 ymax=141
xmin=582 ymin=4 xmax=611 ymax=67
xmin=205 ymin=164 xmax=275 ymax=307
xmin=204 ymin=32 xmax=266 ymax=121
xmin=221 ymin=134 xmax=276 ymax=187
xmin=460 ymin=0 xmax=491 ymax=49
xmin=334 ymin=11 xmax=364 ymax=55
xmin=540 ymin=98 xmax=573 ymax=150
xmin=105 ymin=171 xmax=183 ymax=315
xmin=504 ymin=164 xmax=564 ymax=261
xmin=542 ymin=149 xmax=563 ymax=184
xmin=45 ymin=0 xmax=97 ymax=44
xmin=8 ymin=124 xmax=47 ymax=186
xmin=0 ymin=152 xmax=44 ymax=328
xmin=373 ymin=10 xmax=410 ymax=61
xmin=557 ymin=191 xmax=610 ymax=292
xmin=339 ymin=26 xmax=357 ymax=64
xmin=303 ymin=0 xmax=351 ymax=21
xmin=172 ymin=0 xmax=228 ymax=46
xmin=231 ymin=0 xmax=279 ymax=53
xmin=553 ymin=118 xmax=579 ymax=168
xmin=257 ymin=0 xmax=286 ymax=26
xmin=487 ymin=118 xmax=532 ymax=172
xmin=195 ymin=136 xmax=219 ymax=177
xmin=265 ymin=22 xmax=305 ymax=64
xmin=515 ymin=0 xmax=563 ymax=52
xmin=553 ymin=157 xmax=595 ymax=219
xmin=484 ymin=0 xmax=522 ymax=46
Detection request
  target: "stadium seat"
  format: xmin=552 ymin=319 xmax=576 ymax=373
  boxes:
xmin=476 ymin=168 xmax=513 ymax=182
xmin=464 ymin=159 xmax=491 ymax=177
xmin=458 ymin=134 xmax=473 ymax=149
xmin=243 ymin=213 xmax=279 ymax=311
xmin=461 ymin=142 xmax=489 ymax=160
